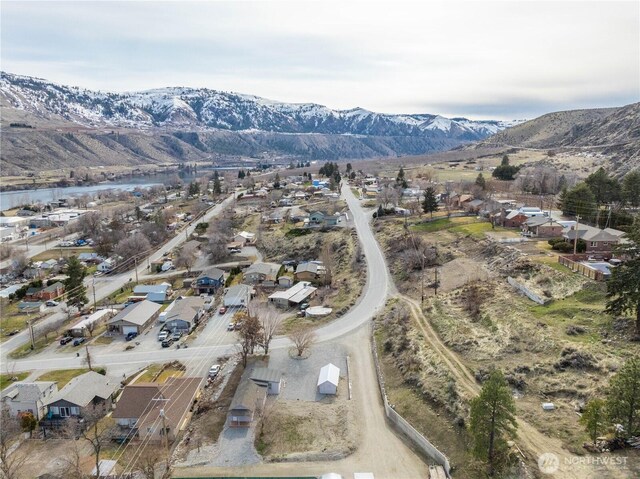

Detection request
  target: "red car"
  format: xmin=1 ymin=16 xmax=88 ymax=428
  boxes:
xmin=219 ymin=306 xmax=227 ymax=315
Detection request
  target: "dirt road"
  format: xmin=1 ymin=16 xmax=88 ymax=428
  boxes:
xmin=401 ymin=295 xmax=634 ymax=479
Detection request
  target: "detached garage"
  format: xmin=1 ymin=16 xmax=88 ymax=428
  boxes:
xmin=107 ymin=300 xmax=161 ymax=335
xmin=317 ymin=363 xmax=340 ymax=395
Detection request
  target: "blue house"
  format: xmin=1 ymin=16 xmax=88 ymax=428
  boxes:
xmin=195 ymin=268 xmax=225 ymax=295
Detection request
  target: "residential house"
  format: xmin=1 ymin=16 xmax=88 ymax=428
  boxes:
xmin=228 ymin=379 xmax=266 ymax=427
xmin=233 ymin=231 xmax=256 ymax=245
xmin=242 ymin=262 xmax=281 ymax=286
xmin=294 ymin=262 xmax=326 ymax=283
xmin=1 ymin=381 xmax=58 ymax=419
xmin=67 ymin=309 xmax=116 ymax=337
xmin=91 ymin=460 xmax=118 ymax=479
xmin=112 ymin=377 xmax=201 ymax=443
xmin=39 ymin=259 xmax=59 ymax=272
xmin=503 ymin=210 xmax=529 ymax=228
xmin=22 ymin=268 xmax=44 ymax=280
xmin=223 ymin=284 xmax=252 ymax=308
xmin=278 ymin=276 xmax=294 ymax=288
xmin=131 ymin=283 xmax=171 ymax=303
xmin=268 ymin=281 xmax=317 ymax=308
xmin=450 ymin=194 xmax=473 ymax=209
xmin=194 ymin=267 xmax=225 ymax=295
xmin=43 ymin=372 xmax=119 ymax=420
xmin=563 ymin=225 xmax=623 ymax=254
xmin=107 ymin=300 xmax=161 ymax=335
xmin=523 ymin=217 xmax=564 ymax=238
xmin=97 ymin=258 xmax=115 ymax=273
xmin=40 ymin=282 xmax=65 ymax=301
xmin=77 ymin=252 xmax=104 ymax=264
xmin=163 ymin=296 xmax=205 ymax=333
xmin=464 ymin=199 xmax=485 ymax=214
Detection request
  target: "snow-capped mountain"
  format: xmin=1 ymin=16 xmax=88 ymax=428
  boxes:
xmin=0 ymin=72 xmax=516 ymax=140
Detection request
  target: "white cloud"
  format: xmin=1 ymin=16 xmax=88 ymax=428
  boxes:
xmin=1 ymin=0 xmax=638 ymax=119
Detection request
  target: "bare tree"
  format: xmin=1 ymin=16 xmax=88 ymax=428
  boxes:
xmin=78 ymin=404 xmax=114 ymax=479
xmin=78 ymin=211 xmax=103 ymax=237
xmin=174 ymin=243 xmax=198 ymax=273
xmin=247 ymin=301 xmax=282 ymax=356
xmin=114 ymin=232 xmax=152 ymax=262
xmin=0 ymin=245 xmax=14 ymax=261
xmin=10 ymin=252 xmax=29 ymax=277
xmin=57 ymin=439 xmax=87 ymax=479
xmin=236 ymin=313 xmax=262 ymax=367
xmin=288 ymin=327 xmax=317 ymax=357
xmin=0 ymin=406 xmax=27 ymax=479
xmin=377 ymin=186 xmax=398 ymax=209
xmin=319 ymin=242 xmax=333 ymax=287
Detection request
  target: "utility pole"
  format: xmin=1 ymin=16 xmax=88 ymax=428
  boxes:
xmin=573 ymin=215 xmax=581 ymax=256
xmin=134 ymin=257 xmax=139 ymax=283
xmin=434 ymin=268 xmax=439 ymax=296
xmin=27 ymin=318 xmax=35 ymax=349
xmin=92 ymin=278 xmax=97 ymax=312
xmin=151 ymin=397 xmax=171 ymax=469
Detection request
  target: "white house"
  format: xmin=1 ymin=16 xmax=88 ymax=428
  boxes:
xmin=233 ymin=231 xmax=256 ymax=245
xmin=1 ymin=381 xmax=58 ymax=419
xmin=317 ymin=363 xmax=340 ymax=395
xmin=268 ymin=281 xmax=317 ymax=308
xmin=97 ymin=258 xmax=115 ymax=273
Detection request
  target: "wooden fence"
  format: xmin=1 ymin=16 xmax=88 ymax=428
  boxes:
xmin=558 ymin=256 xmax=606 ymax=281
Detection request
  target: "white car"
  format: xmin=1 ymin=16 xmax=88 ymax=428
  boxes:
xmin=45 ymin=300 xmax=59 ymax=307
xmin=208 ymin=364 xmax=221 ymax=378
xmin=158 ymin=330 xmax=169 ymax=342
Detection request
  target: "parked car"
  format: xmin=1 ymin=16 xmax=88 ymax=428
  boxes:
xmin=158 ymin=330 xmax=169 ymax=342
xmin=5 ymin=329 xmax=20 ymax=337
xmin=45 ymin=300 xmax=59 ymax=307
xmin=219 ymin=306 xmax=227 ymax=315
xmin=229 ymin=248 xmax=241 ymax=254
xmin=227 ymin=322 xmax=235 ymax=331
xmin=125 ymin=331 xmax=138 ymax=341
xmin=73 ymin=338 xmax=86 ymax=346
xmin=299 ymin=302 xmax=310 ymax=311
xmin=60 ymin=336 xmax=73 ymax=345
xmin=208 ymin=364 xmax=221 ymax=378
xmin=170 ymin=331 xmax=182 ymax=341
xmin=161 ymin=338 xmax=173 ymax=348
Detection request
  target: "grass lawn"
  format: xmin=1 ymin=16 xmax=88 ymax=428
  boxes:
xmin=135 ymin=363 xmax=184 ymax=383
xmin=36 ymin=368 xmax=89 ymax=388
xmin=31 ymin=247 xmax=94 ymax=262
xmin=92 ymin=335 xmax=114 ymax=345
xmin=0 ymin=372 xmax=29 ymax=390
xmin=411 ymin=216 xmax=485 ymax=233
xmin=449 ymin=221 xmax=505 ymax=239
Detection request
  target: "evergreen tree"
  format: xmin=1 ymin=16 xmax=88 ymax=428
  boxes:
xmin=585 ymin=167 xmax=620 ymax=205
xmin=606 ymin=357 xmax=640 ymax=437
xmin=212 ymin=172 xmax=222 ymax=195
xmin=187 ymin=181 xmax=200 ymax=197
xmin=422 ymin=187 xmax=439 ymax=218
xmin=557 ymin=175 xmax=568 ymax=193
xmin=475 ymin=173 xmax=486 ymax=190
xmin=346 ymin=163 xmax=353 ymax=174
xmin=65 ymin=256 xmax=88 ymax=308
xmin=396 ymin=167 xmax=408 ymax=188
xmin=559 ymin=182 xmax=596 ymax=219
xmin=469 ymin=370 xmax=518 ymax=475
xmin=273 ymin=173 xmax=281 ymax=189
xmin=580 ymin=399 xmax=607 ymax=444
xmin=622 ymin=170 xmax=640 ymax=207
xmin=350 ymin=171 xmax=356 ymax=180
xmin=492 ymin=155 xmax=520 ymax=181
xmin=606 ymin=220 xmax=640 ymax=336
xmin=238 ymin=169 xmax=246 ymax=179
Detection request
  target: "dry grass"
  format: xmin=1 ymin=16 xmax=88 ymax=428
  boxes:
xmin=0 ymin=372 xmax=29 ymax=390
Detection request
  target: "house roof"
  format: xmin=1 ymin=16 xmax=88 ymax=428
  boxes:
xmin=564 ymin=224 xmax=620 ymax=242
xmin=135 ymin=377 xmax=202 ymax=431
xmin=69 ymin=309 xmax=116 ymax=332
xmin=230 ymin=379 xmax=264 ymax=413
xmin=112 ymin=383 xmax=163 ymax=419
xmin=91 ymin=459 xmax=117 ymax=478
xmin=318 ymin=363 xmax=340 ymax=387
xmin=44 ymin=371 xmax=119 ymax=408
xmin=505 ymin=210 xmax=526 ymax=220
xmin=197 ymin=267 xmax=224 ymax=280
xmin=164 ymin=296 xmax=203 ymax=323
xmin=107 ymin=300 xmax=161 ymax=326
xmin=235 ymin=231 xmax=255 ymax=240
xmin=525 ymin=216 xmax=562 ymax=227
xmin=2 ymin=381 xmax=56 ymax=403
xmin=250 ymin=368 xmax=282 ymax=385
xmin=296 ymin=262 xmax=319 ymax=275
xmin=269 ymin=281 xmax=316 ymax=303
xmin=42 ymin=282 xmax=64 ymax=293
xmin=245 ymin=262 xmax=280 ymax=278
xmin=133 ymin=283 xmax=170 ymax=295
xmin=18 ymin=301 xmax=43 ymax=310
xmin=467 ymin=199 xmax=484 ymax=207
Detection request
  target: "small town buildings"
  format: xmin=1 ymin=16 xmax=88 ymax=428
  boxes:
xmin=112 ymin=377 xmax=201 ymax=443
xmin=107 ymin=300 xmax=161 ymax=335
xmin=250 ymin=368 xmax=283 ymax=395
xmin=450 ymin=194 xmax=473 ymax=209
xmin=223 ymin=284 xmax=252 ymax=308
xmin=268 ymin=281 xmax=317 ymax=308
xmin=523 ymin=217 xmax=564 ymax=237
xmin=17 ymin=301 xmax=45 ymax=314
xmin=294 ymin=262 xmax=326 ymax=283
xmin=194 ymin=267 xmax=225 ymax=295
xmin=317 ymin=363 xmax=340 ymax=395
xmin=1 ymin=381 xmax=58 ymax=419
xmin=228 ymin=380 xmax=266 ymax=427
xmin=563 ymin=225 xmax=623 ymax=254
xmin=132 ymin=283 xmax=171 ymax=303
xmin=43 ymin=371 xmax=119 ymax=420
xmin=91 ymin=460 xmax=118 ymax=479
xmin=97 ymin=258 xmax=116 ymax=273
xmin=163 ymin=296 xmax=205 ymax=333
xmin=67 ymin=309 xmax=117 ymax=337
xmin=277 ymin=276 xmax=294 ymax=288
xmin=503 ymin=210 xmax=529 ymax=228
xmin=233 ymin=231 xmax=256 ymax=245
xmin=308 ymin=211 xmax=340 ymax=227
xmin=464 ymin=199 xmax=485 ymax=214
xmin=41 ymin=282 xmax=65 ymax=300
xmin=77 ymin=252 xmax=104 ymax=264
xmin=242 ymin=262 xmax=281 ymax=286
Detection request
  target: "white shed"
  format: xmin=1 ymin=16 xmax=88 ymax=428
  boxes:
xmin=317 ymin=363 xmax=340 ymax=395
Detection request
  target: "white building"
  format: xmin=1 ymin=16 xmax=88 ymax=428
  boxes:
xmin=223 ymin=284 xmax=252 ymax=307
xmin=317 ymin=363 xmax=340 ymax=395
xmin=268 ymin=281 xmax=317 ymax=308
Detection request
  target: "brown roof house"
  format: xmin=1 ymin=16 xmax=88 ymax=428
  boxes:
xmin=523 ymin=216 xmax=564 ymax=238
xmin=294 ymin=262 xmax=326 ymax=283
xmin=242 ymin=262 xmax=281 ymax=287
xmin=563 ymin=225 xmax=623 ymax=254
xmin=112 ymin=377 xmax=201 ymax=443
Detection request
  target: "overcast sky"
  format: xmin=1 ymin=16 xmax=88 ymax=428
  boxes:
xmin=1 ymin=0 xmax=638 ymax=120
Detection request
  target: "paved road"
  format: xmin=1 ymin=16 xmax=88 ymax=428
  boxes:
xmin=0 ymin=231 xmax=78 ymax=270
xmin=0 ymin=193 xmax=239 ymax=366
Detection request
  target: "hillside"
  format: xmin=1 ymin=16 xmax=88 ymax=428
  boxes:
xmin=477 ymin=102 xmax=640 ymax=174
xmin=0 ymin=72 xmax=520 ymax=173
